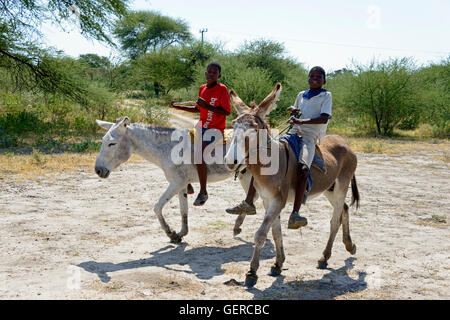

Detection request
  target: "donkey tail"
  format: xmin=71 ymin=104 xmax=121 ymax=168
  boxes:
xmin=350 ymin=175 xmax=360 ymax=209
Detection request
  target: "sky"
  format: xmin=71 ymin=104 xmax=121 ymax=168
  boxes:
xmin=41 ymin=0 xmax=450 ymax=72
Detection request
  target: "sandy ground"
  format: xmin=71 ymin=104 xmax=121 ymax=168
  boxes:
xmin=0 ymin=112 xmax=449 ymax=300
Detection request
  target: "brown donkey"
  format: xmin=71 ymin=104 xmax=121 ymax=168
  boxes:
xmin=224 ymin=82 xmax=360 ymax=287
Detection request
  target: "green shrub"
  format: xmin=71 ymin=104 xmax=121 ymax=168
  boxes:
xmin=343 ymin=58 xmax=419 ymax=136
xmin=32 ymin=137 xmax=63 ymax=153
xmin=68 ymin=140 xmax=101 ymax=152
xmin=0 ymin=125 xmax=18 ymax=148
xmin=143 ymin=98 xmax=170 ymax=126
xmin=0 ymin=110 xmax=44 ymax=133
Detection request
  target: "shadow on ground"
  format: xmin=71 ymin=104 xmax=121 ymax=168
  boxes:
xmin=248 ymin=257 xmax=368 ymax=299
xmin=78 ymin=238 xmax=275 ymax=283
xmin=78 ymin=240 xmax=367 ymax=299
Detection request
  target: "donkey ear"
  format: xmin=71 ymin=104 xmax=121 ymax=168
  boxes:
xmin=230 ymin=89 xmax=251 ymax=115
xmin=96 ymin=120 xmax=114 ymax=130
xmin=115 ymin=116 xmax=131 ymax=128
xmin=122 ymin=116 xmax=131 ymax=127
xmin=249 ymin=101 xmax=258 ymax=109
xmin=256 ymin=82 xmax=282 ymax=118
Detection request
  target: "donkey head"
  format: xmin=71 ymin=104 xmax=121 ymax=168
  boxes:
xmin=224 ymin=82 xmax=282 ymax=171
xmin=94 ymin=117 xmax=133 ymax=178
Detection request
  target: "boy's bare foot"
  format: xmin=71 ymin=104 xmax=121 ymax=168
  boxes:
xmin=193 ymin=192 xmax=208 ymax=206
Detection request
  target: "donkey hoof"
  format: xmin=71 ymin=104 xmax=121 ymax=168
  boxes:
xmin=245 ymin=271 xmax=258 ymax=288
xmin=169 ymin=233 xmax=182 ymax=244
xmin=317 ymin=260 xmax=328 ymax=269
xmin=269 ymin=265 xmax=282 ymax=277
xmin=233 ymin=228 xmax=242 ymax=237
xmin=350 ymin=244 xmax=357 ymax=255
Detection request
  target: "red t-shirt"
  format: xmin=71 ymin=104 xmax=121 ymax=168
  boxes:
xmin=195 ymin=83 xmax=231 ymax=132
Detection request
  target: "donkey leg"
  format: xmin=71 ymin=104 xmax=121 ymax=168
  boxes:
xmin=233 ymin=214 xmax=246 ymax=237
xmin=246 ymin=198 xmax=283 ymax=287
xmin=154 ymin=182 xmax=183 ymax=243
xmin=269 ymin=215 xmax=285 ymax=277
xmin=233 ymin=171 xmax=259 ymax=237
xmin=319 ymin=189 xmax=344 ymax=269
xmin=172 ymin=189 xmax=189 ymax=244
xmin=341 ymin=203 xmax=357 ymax=255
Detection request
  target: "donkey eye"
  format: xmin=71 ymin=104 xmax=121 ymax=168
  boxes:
xmin=108 ymin=143 xmax=117 ymax=147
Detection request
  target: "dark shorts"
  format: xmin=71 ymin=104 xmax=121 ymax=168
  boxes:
xmin=196 ymin=127 xmax=223 ymax=149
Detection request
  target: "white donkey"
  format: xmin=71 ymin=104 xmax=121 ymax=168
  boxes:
xmin=224 ymin=83 xmax=360 ymax=287
xmin=94 ymin=117 xmax=255 ymax=243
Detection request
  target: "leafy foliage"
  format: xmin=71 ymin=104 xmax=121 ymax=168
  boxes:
xmin=113 ymin=10 xmax=191 ymax=59
xmin=0 ymin=4 xmax=449 ymax=155
xmin=414 ymin=57 xmax=450 ymax=137
xmin=0 ymin=0 xmax=128 ymax=104
xmin=1 ymin=0 xmax=128 ymax=44
xmin=343 ymin=58 xmax=420 ymax=136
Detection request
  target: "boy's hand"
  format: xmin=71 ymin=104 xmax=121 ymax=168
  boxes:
xmin=288 ymin=115 xmax=303 ymax=125
xmin=287 ymin=106 xmax=300 ymax=116
xmin=196 ymin=97 xmax=208 ymax=109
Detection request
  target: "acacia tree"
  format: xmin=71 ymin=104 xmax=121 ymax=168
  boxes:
xmin=113 ymin=10 xmax=192 ymax=96
xmin=0 ymin=0 xmax=128 ymax=102
xmin=415 ymin=57 xmax=450 ymax=137
xmin=113 ymin=11 xmax=191 ymax=59
xmin=134 ymin=42 xmax=215 ymax=96
xmin=237 ymin=39 xmax=289 ymax=83
xmin=344 ymin=58 xmax=419 ymax=136
xmin=234 ymin=39 xmax=309 ymax=124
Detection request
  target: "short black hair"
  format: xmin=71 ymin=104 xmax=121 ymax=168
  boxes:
xmin=309 ymin=66 xmax=326 ymax=80
xmin=207 ymin=62 xmax=221 ymax=74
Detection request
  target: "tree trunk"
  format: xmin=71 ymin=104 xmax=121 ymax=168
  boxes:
xmin=154 ymin=82 xmax=160 ymax=97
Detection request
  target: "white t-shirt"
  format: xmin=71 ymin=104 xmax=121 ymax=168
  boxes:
xmin=290 ymin=90 xmax=332 ymax=143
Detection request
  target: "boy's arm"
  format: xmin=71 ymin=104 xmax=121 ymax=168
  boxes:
xmin=286 ymin=91 xmax=304 ymax=115
xmin=170 ymin=101 xmax=200 ymax=113
xmin=288 ymin=113 xmax=331 ymax=125
xmin=196 ymin=97 xmax=231 ymax=116
xmin=289 ymin=92 xmax=332 ymax=125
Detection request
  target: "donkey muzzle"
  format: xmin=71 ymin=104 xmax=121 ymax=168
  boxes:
xmin=95 ymin=166 xmax=110 ymax=178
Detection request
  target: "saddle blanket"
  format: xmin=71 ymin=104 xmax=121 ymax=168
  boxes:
xmin=280 ymin=133 xmax=326 ymax=204
xmin=280 ymin=133 xmax=326 ymax=171
xmin=188 ymin=128 xmax=233 ymax=145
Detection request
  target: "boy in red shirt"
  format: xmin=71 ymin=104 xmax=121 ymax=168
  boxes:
xmin=170 ymin=62 xmax=231 ymax=206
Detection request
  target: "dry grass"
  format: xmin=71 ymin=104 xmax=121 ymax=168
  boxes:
xmin=433 ymin=151 xmax=450 ymax=163
xmin=0 ymin=151 xmax=145 ymax=182
xmin=347 ymin=137 xmax=450 ymax=155
xmin=417 ymin=215 xmax=448 ymax=227
xmin=0 ymin=135 xmax=448 ymax=182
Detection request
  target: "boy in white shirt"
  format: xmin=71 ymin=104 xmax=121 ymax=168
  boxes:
xmin=226 ymin=66 xmax=332 ymax=230
xmin=287 ymin=66 xmax=332 ymax=229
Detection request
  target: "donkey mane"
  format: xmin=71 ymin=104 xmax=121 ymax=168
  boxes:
xmin=95 ymin=116 xmax=255 ymax=246
xmin=114 ymin=117 xmax=176 ymax=135
xmin=131 ymin=122 xmax=176 ymax=134
xmin=224 ymin=82 xmax=360 ymax=287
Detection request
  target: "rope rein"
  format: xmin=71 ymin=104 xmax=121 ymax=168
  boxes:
xmin=253 ymin=114 xmax=293 ymax=146
xmin=232 ymin=112 xmax=294 ymax=180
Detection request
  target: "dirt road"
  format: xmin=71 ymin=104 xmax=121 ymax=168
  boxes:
xmin=0 ymin=142 xmax=449 ymax=299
